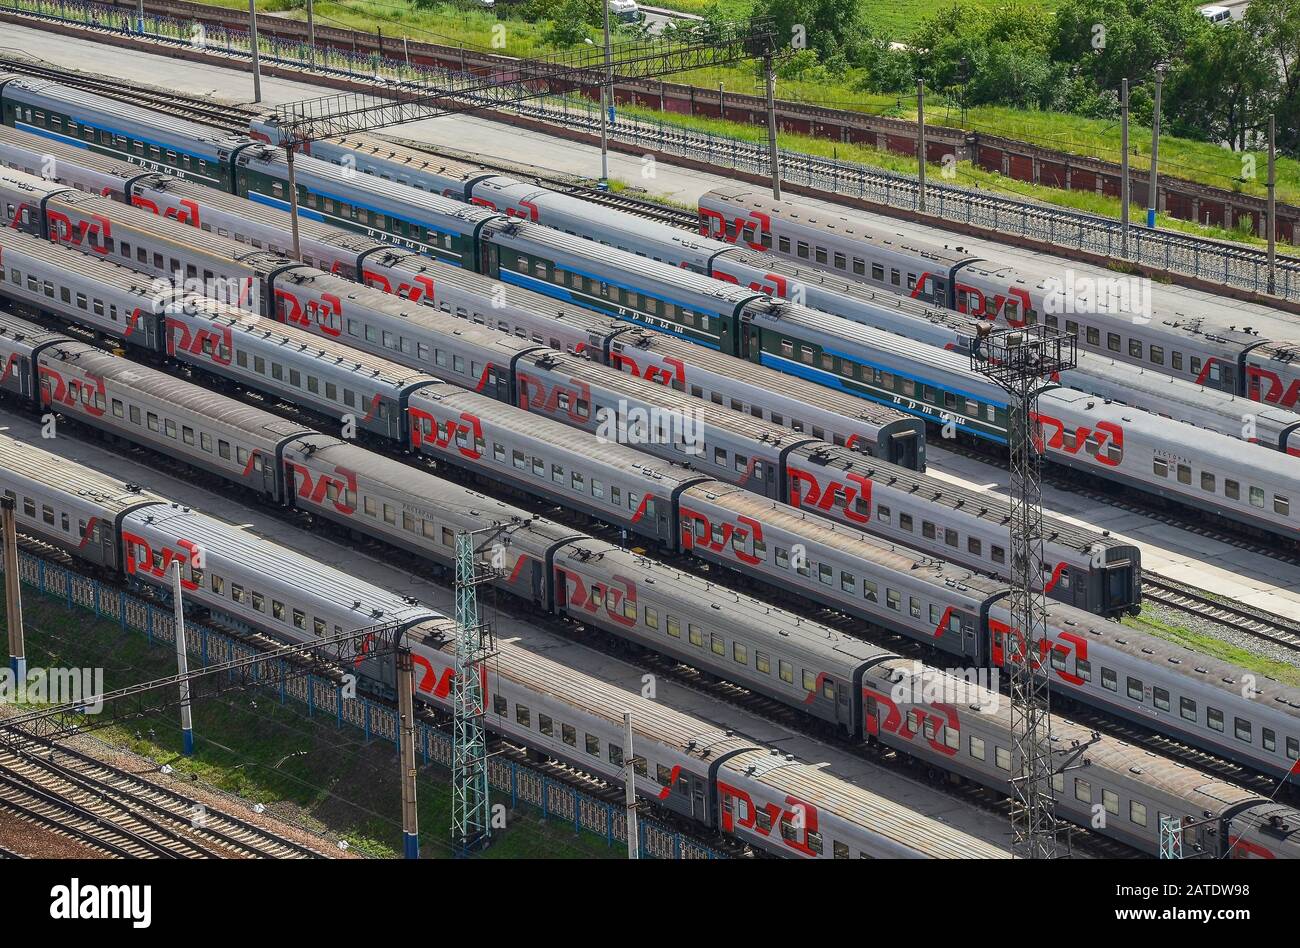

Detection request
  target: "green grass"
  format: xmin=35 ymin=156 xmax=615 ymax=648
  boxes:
xmin=1122 ymin=612 xmax=1300 ymax=688
xmin=2 ymin=585 xmax=618 ymax=859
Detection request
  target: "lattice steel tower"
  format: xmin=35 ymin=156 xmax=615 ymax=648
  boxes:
xmin=970 ymin=323 xmax=1077 ymax=859
xmin=452 ymin=528 xmax=500 ymax=856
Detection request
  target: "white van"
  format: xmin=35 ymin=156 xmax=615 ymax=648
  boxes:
xmin=1200 ymin=5 xmax=1233 ymax=24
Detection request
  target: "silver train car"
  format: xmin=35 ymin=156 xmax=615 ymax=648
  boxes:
xmin=11 ymin=305 xmax=1298 ymax=783
xmin=5 ymin=431 xmax=1294 ymax=857
xmin=0 ymin=146 xmax=928 ymax=471
xmin=0 ymin=225 xmax=1140 ymax=615
xmin=700 ymin=186 xmax=1300 ymax=411
xmin=0 ymin=433 xmax=988 ymax=859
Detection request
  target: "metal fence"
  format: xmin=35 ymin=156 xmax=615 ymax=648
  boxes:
xmin=1 ymin=546 xmax=723 ymax=859
xmin=4 ymin=0 xmax=1297 ymax=302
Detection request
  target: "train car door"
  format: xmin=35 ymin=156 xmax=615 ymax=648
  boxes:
xmin=889 ymin=429 xmax=919 ymax=469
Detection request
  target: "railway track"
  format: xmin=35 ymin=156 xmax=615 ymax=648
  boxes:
xmin=0 ymin=730 xmax=326 ymax=858
xmin=1143 ymin=574 xmax=1300 ymax=653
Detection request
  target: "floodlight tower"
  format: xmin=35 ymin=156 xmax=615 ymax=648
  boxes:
xmin=451 ymin=528 xmax=501 ymax=856
xmin=970 ymin=322 xmax=1077 ymax=859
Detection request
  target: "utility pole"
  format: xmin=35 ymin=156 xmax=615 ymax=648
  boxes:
xmin=916 ymin=78 xmax=927 ymax=214
xmin=397 ymin=645 xmax=420 ymax=859
xmin=1147 ymin=65 xmax=1163 ymax=229
xmin=598 ymin=0 xmax=613 ymax=191
xmin=718 ymin=80 xmax=724 ymax=120
xmin=170 ymin=561 xmax=194 ymax=756
xmin=452 ymin=529 xmax=498 ymax=856
xmin=306 ymin=0 xmax=316 ymax=70
xmin=249 ymin=0 xmax=263 ymax=104
xmin=285 ymin=145 xmax=301 ymax=260
xmin=764 ymin=51 xmax=781 ymax=200
xmin=1 ymin=497 xmax=24 ymax=680
xmin=136 ymin=0 xmax=143 ymax=33
xmin=623 ymin=712 xmax=640 ymax=859
xmin=1120 ymin=78 xmax=1130 ymax=258
xmin=1267 ymin=114 xmax=1277 ymax=295
xmin=970 ymin=324 xmax=1077 ymax=860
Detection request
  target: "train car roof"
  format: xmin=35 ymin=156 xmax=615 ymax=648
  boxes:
xmin=3 ymin=78 xmax=248 ymax=152
xmin=704 ymin=185 xmax=979 ymax=268
xmin=0 ymin=431 xmax=167 ymax=513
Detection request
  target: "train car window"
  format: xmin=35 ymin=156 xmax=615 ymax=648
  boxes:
xmin=969 ymin=736 xmax=986 ymax=761
xmin=292 ymin=609 xmax=306 ymax=631
xmin=1100 ymin=668 xmax=1117 ymax=692
xmin=1276 ymin=495 xmax=1290 ymax=516
xmin=871 ymin=263 xmax=885 ymax=281
xmin=1152 ymin=687 xmax=1170 ymax=712
xmin=656 ymin=764 xmax=674 ymax=787
xmin=1180 ymin=696 xmax=1197 ymax=721
xmin=1208 ymin=708 xmax=1225 ymax=732
xmin=383 ymin=504 xmax=397 ymax=526
xmin=711 ymin=634 xmax=725 ymax=657
xmin=562 ymin=724 xmax=577 ymax=747
xmin=611 ymin=486 xmax=623 ymax=506
xmin=112 ymin=400 xmax=124 ymax=418
xmin=899 ymin=513 xmax=914 ymax=533
xmin=886 ymin=589 xmax=900 ymax=611
xmin=363 ymin=496 xmax=377 ymax=517
xmin=609 ymin=743 xmax=625 ymax=767
xmin=1050 ymin=649 xmax=1066 ymax=672
xmin=1126 ymin=677 xmax=1143 ymax=701
xmin=493 ymin=695 xmax=507 ymax=716
xmin=909 ymin=597 xmax=921 ymax=619
xmin=1288 ymin=737 xmax=1299 ymax=760
xmin=1074 ymin=778 xmax=1091 ymax=804
xmin=817 ymin=563 xmax=832 ymax=585
xmin=230 ymin=584 xmax=245 ymax=604
xmin=274 ymin=600 xmax=289 ymax=621
xmin=777 ymin=659 xmax=794 ymax=684
xmin=1249 ymin=486 xmax=1265 ymax=508
xmin=907 ymin=274 xmax=918 ymax=291
xmin=796 ymin=241 xmax=809 ymax=259
xmin=644 ymin=607 xmax=659 ymax=630
xmin=585 ymin=734 xmax=600 ymax=757
xmin=1128 ymin=339 xmax=1143 ymax=359
xmin=516 ymin=705 xmax=530 ymax=728
xmin=591 ymin=479 xmax=605 ymax=499
xmin=1191 ymin=356 xmax=1204 ymax=376
xmin=1261 ymin=728 xmax=1276 ymax=752
xmin=40 ymin=505 xmax=54 ymax=527
xmin=666 ymin=616 xmax=680 ymax=638
xmin=833 ymin=252 xmax=846 ymax=270
xmin=995 ymin=747 xmax=1011 ymax=771
xmin=146 ymin=412 xmax=159 ymax=432
xmin=755 ymin=650 xmax=770 ymax=674
xmin=22 ymin=497 xmax=35 ymax=519
xmin=402 ymin=513 xmax=416 ymax=533
xmin=841 ymin=571 xmax=856 ymax=594
xmin=991 ymin=545 xmax=1005 ymax=564
xmin=733 ymin=642 xmax=748 ymax=665
xmin=1235 ymin=718 xmax=1253 ymax=743
xmin=1152 ymin=458 xmax=1168 ymax=477
xmin=1171 ymin=352 xmax=1183 ymax=370
xmin=1101 ymin=789 xmax=1120 ymax=815
xmin=200 ymin=433 xmax=212 ymax=453
xmin=778 ymin=236 xmax=791 ymax=253
xmin=922 ymin=521 xmax=936 ymax=540
xmin=1201 ymin=472 xmax=1216 ymax=492
xmin=164 ymin=419 xmax=177 ymax=439
xmin=860 ymin=579 xmax=879 ymax=603
xmin=890 ymin=269 xmax=901 ymax=287
xmin=129 ymin=405 xmax=142 ymax=425
xmin=539 ymin=714 xmax=553 ymax=737
xmin=1224 ymin=479 xmax=1240 ymax=500
xmin=1176 ymin=464 xmax=1191 ymax=485
xmin=689 ymin=624 xmax=704 ymax=647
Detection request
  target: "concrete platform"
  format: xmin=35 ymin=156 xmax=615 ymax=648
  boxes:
xmin=0 ymin=406 xmax=1014 ymax=853
xmin=928 ymin=444 xmax=1300 ymax=620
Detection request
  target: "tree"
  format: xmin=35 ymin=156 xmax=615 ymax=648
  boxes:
xmin=751 ymin=0 xmax=868 ymax=61
xmin=1245 ymin=0 xmax=1300 ymax=154
xmin=1165 ymin=21 xmax=1272 ymax=150
xmin=541 ymin=0 xmax=601 ymax=47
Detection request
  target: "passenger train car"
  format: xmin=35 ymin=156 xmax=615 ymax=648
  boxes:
xmin=4 ymin=156 xmax=1288 ymax=552
xmin=0 ymin=435 xmax=999 ymax=860
xmin=4 ymin=74 xmax=1293 ymax=440
xmin=5 ymin=303 xmax=1298 ymax=783
xmin=5 ymin=371 xmax=1298 ymax=856
xmin=700 ymin=186 xmax=1300 ymax=410
xmin=0 ymin=225 xmax=1141 ymax=615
